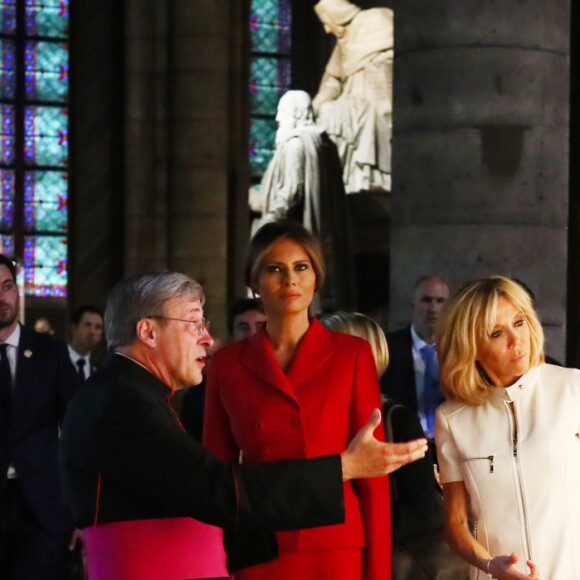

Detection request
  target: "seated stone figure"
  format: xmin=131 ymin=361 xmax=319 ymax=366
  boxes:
xmin=250 ymin=90 xmax=355 ymax=312
xmin=313 ymin=0 xmax=393 ymax=194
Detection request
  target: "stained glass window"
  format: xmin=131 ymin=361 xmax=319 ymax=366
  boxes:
xmin=0 ymin=233 xmax=13 ymax=255
xmin=23 ymin=170 xmax=67 ymax=232
xmin=25 ymin=41 xmax=69 ymax=102
xmin=0 ymin=0 xmax=69 ymax=298
xmin=248 ymin=0 xmax=291 ymax=179
xmin=0 ymin=104 xmax=15 ymax=164
xmin=0 ymin=2 xmax=17 ymax=35
xmin=25 ymin=0 xmax=68 ymax=38
xmin=23 ymin=235 xmax=66 ymax=296
xmin=0 ymin=168 xmax=14 ymax=228
xmin=1 ymin=39 xmax=16 ymax=98
xmin=24 ymin=106 xmax=68 ymax=166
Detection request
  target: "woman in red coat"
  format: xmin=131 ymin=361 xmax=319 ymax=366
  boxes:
xmin=204 ymin=220 xmax=390 ymax=580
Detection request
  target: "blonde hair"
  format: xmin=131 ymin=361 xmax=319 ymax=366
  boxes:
xmin=321 ymin=311 xmax=389 ymax=377
xmin=436 ymin=276 xmax=545 ymax=406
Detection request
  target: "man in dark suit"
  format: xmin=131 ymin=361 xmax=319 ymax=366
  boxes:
xmin=0 ymin=255 xmax=81 ymax=579
xmin=60 ymin=271 xmax=427 ymax=579
xmin=381 ymin=275 xmax=450 ymax=439
xmin=68 ymin=304 xmax=104 ymax=380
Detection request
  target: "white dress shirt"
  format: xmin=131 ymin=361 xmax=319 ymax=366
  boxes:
xmin=410 ymin=324 xmax=434 ymax=436
xmin=68 ymin=345 xmax=92 ymax=379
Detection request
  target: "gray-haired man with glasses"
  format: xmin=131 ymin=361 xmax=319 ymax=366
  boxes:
xmin=59 ymin=271 xmax=426 ymax=579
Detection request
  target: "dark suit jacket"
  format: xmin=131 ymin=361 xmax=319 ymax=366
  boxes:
xmin=88 ymin=357 xmax=101 ymax=377
xmin=380 ymin=326 xmax=419 ymax=412
xmin=59 ymin=354 xmax=345 ymax=570
xmin=0 ymin=325 xmax=81 ymax=534
xmin=382 ymin=399 xmax=442 ymax=542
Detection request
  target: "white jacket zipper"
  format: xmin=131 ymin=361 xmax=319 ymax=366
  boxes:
xmin=465 ymin=455 xmax=495 ymax=473
xmin=508 ymin=400 xmax=533 ymax=562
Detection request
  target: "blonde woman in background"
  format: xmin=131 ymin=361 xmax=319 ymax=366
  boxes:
xmin=321 ymin=311 xmax=389 ymax=376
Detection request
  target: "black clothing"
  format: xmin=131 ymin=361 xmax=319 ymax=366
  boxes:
xmin=0 ymin=326 xmax=81 ymax=578
xmin=380 ymin=327 xmax=418 ymax=411
xmin=60 ymin=354 xmax=345 ymax=570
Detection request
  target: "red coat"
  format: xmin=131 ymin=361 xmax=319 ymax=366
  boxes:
xmin=204 ymin=318 xmax=391 ymax=580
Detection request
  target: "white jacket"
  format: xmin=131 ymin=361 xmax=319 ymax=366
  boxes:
xmin=436 ymin=364 xmax=580 ymax=580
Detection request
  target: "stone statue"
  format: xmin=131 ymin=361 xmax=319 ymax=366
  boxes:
xmin=250 ymin=90 xmax=355 ymax=311
xmin=313 ymin=0 xmax=393 ymax=194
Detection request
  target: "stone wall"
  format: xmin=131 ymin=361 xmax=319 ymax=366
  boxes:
xmin=390 ymin=0 xmax=570 ymax=361
xmin=123 ymin=0 xmax=248 ymax=335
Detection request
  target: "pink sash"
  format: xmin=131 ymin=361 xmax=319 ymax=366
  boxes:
xmin=81 ymin=517 xmax=228 ymax=579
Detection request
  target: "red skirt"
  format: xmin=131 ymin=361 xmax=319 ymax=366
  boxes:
xmin=236 ymin=548 xmax=363 ymax=580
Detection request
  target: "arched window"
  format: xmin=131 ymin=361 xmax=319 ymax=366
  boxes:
xmin=248 ymin=0 xmax=291 ymax=181
xmin=0 ymin=0 xmax=69 ymax=299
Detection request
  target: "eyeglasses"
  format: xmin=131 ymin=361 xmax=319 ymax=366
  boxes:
xmin=148 ymin=316 xmax=211 ymax=335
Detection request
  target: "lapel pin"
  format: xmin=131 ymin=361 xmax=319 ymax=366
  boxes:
xmin=24 ymin=350 xmax=33 ymax=358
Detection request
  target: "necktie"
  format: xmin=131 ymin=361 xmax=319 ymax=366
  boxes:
xmin=420 ymin=343 xmax=441 ymax=437
xmin=0 ymin=344 xmax=12 ymax=421
xmin=76 ymin=358 xmax=87 ymax=380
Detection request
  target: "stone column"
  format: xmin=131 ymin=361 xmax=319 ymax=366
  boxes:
xmin=125 ymin=0 xmax=171 ymax=271
xmin=165 ymin=0 xmax=234 ymax=331
xmin=390 ymin=0 xmax=570 ymax=360
xmin=124 ymin=0 xmax=247 ymax=335
xmin=70 ymin=0 xmax=124 ymax=311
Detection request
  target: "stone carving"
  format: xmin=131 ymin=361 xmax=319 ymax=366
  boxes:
xmin=313 ymin=0 xmax=393 ymax=194
xmin=250 ymin=90 xmax=355 ymax=311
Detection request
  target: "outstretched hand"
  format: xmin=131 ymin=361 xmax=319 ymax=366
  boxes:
xmin=488 ymin=553 xmax=540 ymax=579
xmin=340 ymin=408 xmax=428 ymax=480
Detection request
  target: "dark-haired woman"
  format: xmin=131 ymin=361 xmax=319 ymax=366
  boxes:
xmin=204 ymin=220 xmax=390 ymax=580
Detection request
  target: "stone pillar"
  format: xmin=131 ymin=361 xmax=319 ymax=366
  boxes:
xmin=124 ymin=0 xmax=247 ymax=335
xmin=390 ymin=0 xmax=570 ymax=361
xmin=165 ymin=0 xmax=234 ymax=332
xmin=70 ymin=0 xmax=124 ymax=313
xmin=125 ymin=0 xmax=171 ymax=271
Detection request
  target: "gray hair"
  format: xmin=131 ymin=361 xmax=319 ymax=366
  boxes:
xmin=105 ymin=272 xmax=205 ymax=349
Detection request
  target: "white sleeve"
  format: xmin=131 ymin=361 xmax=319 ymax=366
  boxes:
xmin=435 ymin=406 xmax=464 ymax=484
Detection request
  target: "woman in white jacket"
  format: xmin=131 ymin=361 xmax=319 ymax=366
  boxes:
xmin=435 ymin=276 xmax=580 ymax=580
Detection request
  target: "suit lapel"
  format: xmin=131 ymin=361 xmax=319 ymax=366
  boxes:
xmin=286 ymin=318 xmax=334 ymax=387
xmin=240 ymin=319 xmax=335 ymax=398
xmin=241 ymin=331 xmax=294 ymax=399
